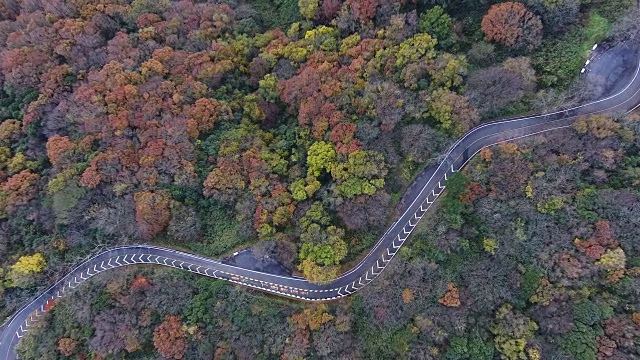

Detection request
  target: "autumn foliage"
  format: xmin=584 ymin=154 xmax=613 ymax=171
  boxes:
xmin=1 ymin=170 xmax=39 ymax=212
xmin=134 ymin=191 xmax=171 ymax=240
xmin=481 ymin=2 xmax=543 ymax=50
xmin=46 ymin=135 xmax=76 ymax=168
xmin=438 ymin=282 xmax=461 ymax=307
xmin=58 ymin=337 xmax=78 ymax=357
xmin=153 ymin=315 xmax=187 ymax=359
xmin=348 ymin=0 xmax=378 ymax=22
xmin=574 ymin=220 xmax=619 ymax=260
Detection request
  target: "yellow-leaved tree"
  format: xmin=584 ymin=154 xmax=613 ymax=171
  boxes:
xmin=7 ymin=253 xmax=46 ymax=288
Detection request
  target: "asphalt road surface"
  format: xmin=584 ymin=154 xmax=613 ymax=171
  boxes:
xmin=2 ymin=43 xmax=640 ymax=359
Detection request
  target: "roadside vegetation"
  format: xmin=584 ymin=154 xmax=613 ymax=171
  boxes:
xmin=0 ymin=0 xmax=639 ymax=358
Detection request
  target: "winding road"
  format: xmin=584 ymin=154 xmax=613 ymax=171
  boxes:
xmin=2 ymin=43 xmax=640 ymax=359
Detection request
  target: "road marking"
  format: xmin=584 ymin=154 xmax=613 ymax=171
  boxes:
xmin=372 ymin=265 xmax=382 ymax=276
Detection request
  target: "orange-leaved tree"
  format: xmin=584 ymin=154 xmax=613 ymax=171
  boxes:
xmin=134 ymin=190 xmax=171 ymax=240
xmin=153 ymin=315 xmax=187 ymax=359
xmin=481 ymin=2 xmax=542 ymax=50
xmin=438 ymin=282 xmax=461 ymax=307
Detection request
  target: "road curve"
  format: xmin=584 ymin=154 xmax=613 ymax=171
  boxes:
xmin=2 ymin=44 xmax=640 ymax=359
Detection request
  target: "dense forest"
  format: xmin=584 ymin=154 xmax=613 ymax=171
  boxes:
xmin=1 ymin=0 xmax=640 ymax=358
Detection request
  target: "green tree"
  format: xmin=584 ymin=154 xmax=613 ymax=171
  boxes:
xmin=536 ymin=196 xmax=564 ymax=214
xmin=491 ymin=304 xmax=538 ymax=360
xmin=395 ymin=33 xmax=438 ymax=67
xmin=443 ymin=332 xmax=494 ymax=360
xmin=298 ymin=0 xmax=319 ymax=19
xmin=483 ymin=238 xmax=499 ymax=255
xmin=573 ymin=299 xmax=605 ymax=326
xmin=290 ymin=178 xmax=308 ymax=201
xmin=428 ymin=88 xmax=479 ymax=136
xmin=442 ymin=172 xmax=470 ymax=229
xmin=300 ymin=202 xmax=331 ymax=230
xmin=419 ymin=6 xmax=454 ymax=48
xmin=307 ymin=141 xmax=337 ymax=177
xmin=330 ymin=150 xmax=387 ymax=199
xmin=560 ymin=323 xmax=598 ymax=360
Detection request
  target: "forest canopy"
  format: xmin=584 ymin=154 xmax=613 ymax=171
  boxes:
xmin=2 ymin=0 xmax=640 ymax=358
